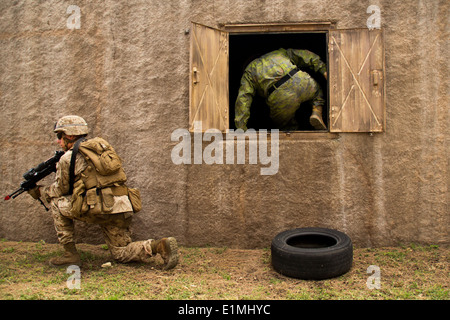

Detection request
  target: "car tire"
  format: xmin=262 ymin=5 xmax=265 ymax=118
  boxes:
xmin=271 ymin=227 xmax=353 ymax=280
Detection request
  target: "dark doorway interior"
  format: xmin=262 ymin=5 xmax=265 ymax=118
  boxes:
xmin=229 ymin=32 xmax=328 ymax=131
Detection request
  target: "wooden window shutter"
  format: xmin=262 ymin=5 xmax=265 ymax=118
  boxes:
xmin=329 ymin=29 xmax=386 ymax=132
xmin=189 ymin=22 xmax=229 ymax=132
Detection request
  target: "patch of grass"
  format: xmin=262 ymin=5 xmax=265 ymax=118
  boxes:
xmin=0 ymin=240 xmax=448 ymax=300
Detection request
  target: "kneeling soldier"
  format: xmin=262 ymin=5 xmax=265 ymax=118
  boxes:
xmin=28 ymin=115 xmax=178 ymax=270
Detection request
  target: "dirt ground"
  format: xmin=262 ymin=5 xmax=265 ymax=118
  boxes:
xmin=0 ymin=240 xmax=448 ymax=300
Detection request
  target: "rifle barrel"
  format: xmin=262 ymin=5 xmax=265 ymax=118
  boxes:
xmin=4 ymin=188 xmax=25 ymax=200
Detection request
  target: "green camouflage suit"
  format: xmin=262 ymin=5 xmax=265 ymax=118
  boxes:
xmin=235 ymin=48 xmax=327 ymax=130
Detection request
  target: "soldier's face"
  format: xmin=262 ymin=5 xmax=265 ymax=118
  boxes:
xmin=56 ymin=133 xmax=77 ymax=151
xmin=56 ymin=132 xmax=66 ymax=151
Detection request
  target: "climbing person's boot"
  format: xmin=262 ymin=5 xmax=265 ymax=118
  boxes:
xmin=49 ymin=242 xmax=81 ymax=267
xmin=310 ymin=105 xmax=327 ymax=130
xmin=151 ymin=237 xmax=179 ymax=270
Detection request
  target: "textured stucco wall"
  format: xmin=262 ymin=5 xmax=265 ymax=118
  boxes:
xmin=0 ymin=0 xmax=448 ymax=248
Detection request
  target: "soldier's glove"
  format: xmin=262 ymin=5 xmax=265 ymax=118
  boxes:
xmin=28 ymin=186 xmax=41 ymax=200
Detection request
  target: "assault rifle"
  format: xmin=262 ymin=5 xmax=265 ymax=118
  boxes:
xmin=4 ymin=151 xmax=65 ymax=211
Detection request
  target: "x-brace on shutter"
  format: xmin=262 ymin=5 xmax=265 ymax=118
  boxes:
xmin=189 ymin=22 xmax=229 ymax=132
xmin=329 ymin=29 xmax=386 ymax=132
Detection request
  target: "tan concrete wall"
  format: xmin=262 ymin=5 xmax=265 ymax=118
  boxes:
xmin=0 ymin=0 xmax=448 ymax=248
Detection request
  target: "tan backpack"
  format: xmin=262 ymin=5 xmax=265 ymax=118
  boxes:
xmin=69 ymin=137 xmax=141 ymax=216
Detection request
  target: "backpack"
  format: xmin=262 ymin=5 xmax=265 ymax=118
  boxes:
xmin=69 ymin=137 xmax=141 ymax=215
xmin=71 ymin=137 xmax=127 ymax=190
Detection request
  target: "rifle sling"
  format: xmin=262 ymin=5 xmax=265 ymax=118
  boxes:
xmin=69 ymin=138 xmax=85 ymax=195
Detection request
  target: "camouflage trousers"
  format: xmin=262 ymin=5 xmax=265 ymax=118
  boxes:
xmin=50 ymin=196 xmax=153 ymax=263
xmin=267 ymin=70 xmax=324 ymax=130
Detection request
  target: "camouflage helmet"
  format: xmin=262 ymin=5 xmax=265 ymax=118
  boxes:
xmin=54 ymin=115 xmax=89 ymax=136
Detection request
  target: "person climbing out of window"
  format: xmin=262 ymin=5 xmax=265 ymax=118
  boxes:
xmin=235 ymin=48 xmax=327 ymax=131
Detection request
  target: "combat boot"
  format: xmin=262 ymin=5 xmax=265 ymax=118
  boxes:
xmin=151 ymin=237 xmax=179 ymax=270
xmin=310 ymin=106 xmax=327 ymax=130
xmin=49 ymin=242 xmax=81 ymax=267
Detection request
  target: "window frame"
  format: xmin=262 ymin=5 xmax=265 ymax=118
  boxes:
xmin=189 ymin=22 xmax=385 ymax=134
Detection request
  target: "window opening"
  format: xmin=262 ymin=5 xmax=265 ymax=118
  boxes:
xmin=228 ymin=32 xmax=328 ymax=132
xmin=189 ymin=22 xmax=385 ymax=133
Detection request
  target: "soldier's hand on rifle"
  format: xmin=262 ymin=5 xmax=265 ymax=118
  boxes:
xmin=28 ymin=186 xmax=41 ymax=200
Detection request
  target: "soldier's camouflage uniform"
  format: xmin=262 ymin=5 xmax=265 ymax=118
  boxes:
xmin=235 ymin=48 xmax=327 ymax=130
xmin=42 ymin=149 xmax=153 ymax=263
